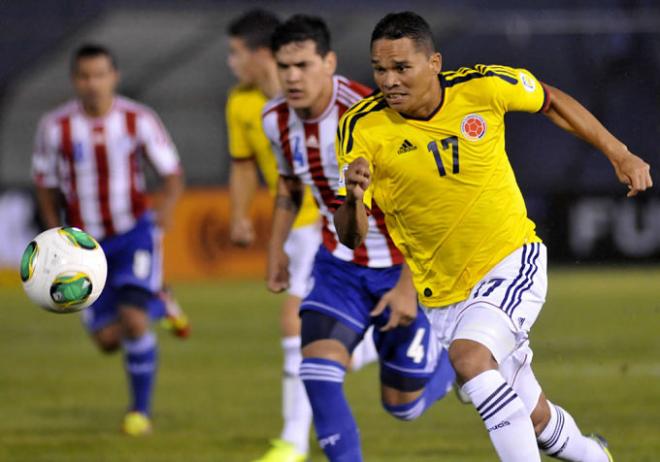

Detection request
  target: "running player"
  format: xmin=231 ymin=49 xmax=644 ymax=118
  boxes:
xmin=336 ymin=12 xmax=652 ymax=462
xmin=226 ymin=10 xmax=324 ymax=462
xmin=265 ymin=15 xmax=455 ymax=462
xmin=32 ymin=44 xmax=185 ymax=436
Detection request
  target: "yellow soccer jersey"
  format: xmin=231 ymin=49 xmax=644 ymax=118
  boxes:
xmin=226 ymin=85 xmax=318 ymax=228
xmin=337 ymin=65 xmax=547 ymax=307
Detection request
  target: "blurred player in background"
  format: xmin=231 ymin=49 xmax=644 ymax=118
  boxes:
xmin=227 ymin=11 xmax=385 ymax=462
xmin=31 ymin=44 xmax=187 ymax=436
xmin=336 ymin=11 xmax=652 ymax=462
xmin=225 ymin=10 xmax=322 ymax=462
xmin=265 ymin=15 xmax=455 ymax=462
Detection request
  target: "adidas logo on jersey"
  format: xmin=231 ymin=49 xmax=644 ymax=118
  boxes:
xmin=397 ymin=139 xmax=417 ymax=154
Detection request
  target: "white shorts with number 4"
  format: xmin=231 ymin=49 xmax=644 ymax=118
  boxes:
xmin=424 ymin=242 xmax=548 ymax=412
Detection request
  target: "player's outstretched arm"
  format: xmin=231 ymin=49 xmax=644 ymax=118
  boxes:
xmin=229 ymin=159 xmax=258 ymax=247
xmin=266 ymin=175 xmax=303 ymax=293
xmin=35 ymin=186 xmax=62 ymax=229
xmin=334 ymin=158 xmax=371 ymax=249
xmin=542 ymin=83 xmax=653 ymax=197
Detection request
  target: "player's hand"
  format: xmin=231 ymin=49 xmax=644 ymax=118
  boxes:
xmin=345 ymin=157 xmax=371 ymax=203
xmin=266 ymin=248 xmax=290 ymax=293
xmin=371 ymin=285 xmax=418 ymax=332
xmin=230 ymin=217 xmax=256 ymax=247
xmin=612 ymin=151 xmax=653 ymax=197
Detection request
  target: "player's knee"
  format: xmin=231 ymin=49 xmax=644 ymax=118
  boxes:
xmin=448 ymin=339 xmax=497 ymax=384
xmin=119 ymin=307 xmax=149 ymax=339
xmin=301 ymin=339 xmax=350 ymax=366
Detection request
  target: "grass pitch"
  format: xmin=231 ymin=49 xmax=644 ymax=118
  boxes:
xmin=0 ymin=268 xmax=658 ymax=461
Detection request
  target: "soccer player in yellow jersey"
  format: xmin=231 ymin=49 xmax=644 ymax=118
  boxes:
xmin=335 ymin=11 xmax=652 ymax=462
xmin=225 ymin=10 xmax=321 ymax=462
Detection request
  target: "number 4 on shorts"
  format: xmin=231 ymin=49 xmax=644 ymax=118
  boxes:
xmin=406 ymin=328 xmax=426 ymax=364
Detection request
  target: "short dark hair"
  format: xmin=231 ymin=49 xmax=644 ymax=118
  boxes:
xmin=371 ymin=12 xmax=435 ymax=54
xmin=271 ymin=15 xmax=331 ymax=56
xmin=227 ymin=9 xmax=280 ymax=50
xmin=71 ymin=43 xmax=117 ymax=72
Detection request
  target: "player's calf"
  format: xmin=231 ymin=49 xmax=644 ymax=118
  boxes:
xmin=536 ymin=397 xmax=613 ymax=462
xmin=300 ymin=312 xmax=363 ymax=462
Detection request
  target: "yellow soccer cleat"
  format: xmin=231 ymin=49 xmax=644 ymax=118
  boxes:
xmin=121 ymin=411 xmax=152 ymax=436
xmin=589 ymin=433 xmax=614 ymax=462
xmin=252 ymin=439 xmax=307 ymax=462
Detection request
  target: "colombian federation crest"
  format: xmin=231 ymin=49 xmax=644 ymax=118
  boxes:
xmin=461 ymin=114 xmax=487 ymax=141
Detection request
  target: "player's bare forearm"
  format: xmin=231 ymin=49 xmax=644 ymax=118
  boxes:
xmin=335 ymin=157 xmax=371 ymax=248
xmin=334 ymin=198 xmax=369 ymax=249
xmin=395 ymin=262 xmax=416 ymax=297
xmin=543 ymin=83 xmax=652 ymax=196
xmin=155 ymin=173 xmax=184 ymax=229
xmin=543 ymin=84 xmax=624 ymax=159
xmin=229 ymin=159 xmax=258 ymax=222
xmin=268 ymin=175 xmax=302 ymax=253
xmin=35 ymin=186 xmax=62 ymax=229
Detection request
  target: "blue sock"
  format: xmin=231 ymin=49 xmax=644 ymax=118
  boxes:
xmin=300 ymin=358 xmax=362 ymax=462
xmin=122 ymin=331 xmax=158 ymax=415
xmin=383 ymin=349 xmax=455 ymax=421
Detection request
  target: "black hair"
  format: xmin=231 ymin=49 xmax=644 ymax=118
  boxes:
xmin=71 ymin=43 xmax=117 ymax=72
xmin=271 ymin=15 xmax=331 ymax=56
xmin=227 ymin=9 xmax=280 ymax=50
xmin=371 ymin=11 xmax=435 ymax=54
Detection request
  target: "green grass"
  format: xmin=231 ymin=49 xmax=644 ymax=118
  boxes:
xmin=1 ymin=268 xmax=659 ymax=461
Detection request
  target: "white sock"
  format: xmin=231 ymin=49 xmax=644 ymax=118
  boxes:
xmin=538 ymin=402 xmax=609 ymax=461
xmin=462 ymin=370 xmax=541 ymax=462
xmin=350 ymin=326 xmax=378 ymax=371
xmin=280 ymin=336 xmax=312 ymax=455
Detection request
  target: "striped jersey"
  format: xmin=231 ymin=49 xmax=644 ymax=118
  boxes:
xmin=262 ymin=75 xmax=403 ymax=268
xmin=32 ymin=96 xmax=181 ymax=240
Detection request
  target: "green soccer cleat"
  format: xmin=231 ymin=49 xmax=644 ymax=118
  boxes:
xmin=589 ymin=433 xmax=614 ymax=462
xmin=121 ymin=411 xmax=152 ymax=437
xmin=252 ymin=439 xmax=307 ymax=462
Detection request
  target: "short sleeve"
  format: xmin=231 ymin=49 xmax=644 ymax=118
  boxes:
xmin=336 ymin=112 xmax=374 ymax=209
xmin=481 ymin=65 xmax=548 ymax=115
xmin=226 ymin=89 xmax=253 ymax=160
xmin=138 ymin=110 xmax=181 ymax=176
xmin=31 ymin=115 xmax=59 ymax=188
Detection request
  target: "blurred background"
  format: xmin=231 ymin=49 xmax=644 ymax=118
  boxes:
xmin=0 ymin=0 xmax=659 ymax=279
xmin=0 ymin=1 xmax=658 ymax=461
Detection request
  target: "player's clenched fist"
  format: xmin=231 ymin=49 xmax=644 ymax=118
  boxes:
xmin=345 ymin=157 xmax=371 ymax=202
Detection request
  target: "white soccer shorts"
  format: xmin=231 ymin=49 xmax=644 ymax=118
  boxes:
xmin=284 ymin=221 xmax=322 ymax=299
xmin=424 ymin=242 xmax=548 ymax=413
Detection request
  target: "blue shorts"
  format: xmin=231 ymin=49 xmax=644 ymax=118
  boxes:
xmin=301 ymin=246 xmax=402 ymax=333
xmin=82 ymin=212 xmax=164 ymax=332
xmin=301 ymin=246 xmax=439 ymax=385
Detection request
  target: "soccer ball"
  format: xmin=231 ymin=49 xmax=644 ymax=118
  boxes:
xmin=20 ymin=227 xmax=107 ymax=313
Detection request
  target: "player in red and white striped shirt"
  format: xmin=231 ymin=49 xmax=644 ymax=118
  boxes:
xmin=31 ymin=44 xmax=186 ymax=436
xmin=263 ymin=73 xmax=401 ymax=268
xmin=264 ymin=16 xmax=454 ymax=462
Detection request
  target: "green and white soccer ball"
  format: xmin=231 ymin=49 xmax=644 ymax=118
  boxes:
xmin=20 ymin=227 xmax=107 ymax=313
